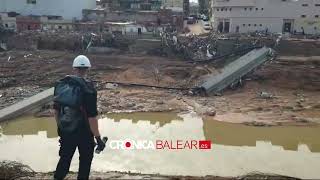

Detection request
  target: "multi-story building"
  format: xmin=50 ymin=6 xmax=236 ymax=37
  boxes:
xmin=162 ymin=0 xmax=184 ymax=8
xmin=40 ymin=16 xmax=74 ymax=31
xmin=199 ymin=0 xmax=209 ymax=15
xmin=0 ymin=0 xmax=96 ymax=20
xmin=183 ymin=0 xmax=190 ymax=17
xmin=16 ymin=15 xmax=41 ymax=32
xmin=211 ymin=0 xmax=320 ymax=34
xmin=99 ymin=0 xmax=162 ymax=11
xmin=162 ymin=0 xmax=187 ymax=15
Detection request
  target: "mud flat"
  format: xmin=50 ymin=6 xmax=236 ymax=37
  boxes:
xmin=0 ymin=49 xmax=319 ymax=126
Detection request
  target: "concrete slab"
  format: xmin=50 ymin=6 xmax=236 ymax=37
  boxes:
xmin=200 ymin=47 xmax=273 ymax=94
xmin=0 ymin=88 xmax=54 ymax=122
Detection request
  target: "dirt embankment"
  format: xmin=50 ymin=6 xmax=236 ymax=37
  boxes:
xmin=0 ymin=39 xmax=320 ymax=126
xmin=95 ymin=45 xmax=320 ymax=126
xmin=200 ymin=54 xmax=320 ymax=126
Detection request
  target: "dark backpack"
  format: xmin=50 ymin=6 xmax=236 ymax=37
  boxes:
xmin=54 ymin=76 xmax=90 ymax=135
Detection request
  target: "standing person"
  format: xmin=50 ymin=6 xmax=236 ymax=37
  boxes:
xmin=53 ymin=55 xmax=106 ymax=180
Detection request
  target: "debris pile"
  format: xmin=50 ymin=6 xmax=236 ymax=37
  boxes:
xmin=5 ymin=31 xmax=135 ymax=52
xmin=161 ymin=31 xmax=278 ymax=62
xmin=0 ymin=161 xmax=35 ymax=180
xmin=161 ymin=32 xmax=219 ymax=60
xmin=169 ymin=31 xmax=278 ymax=60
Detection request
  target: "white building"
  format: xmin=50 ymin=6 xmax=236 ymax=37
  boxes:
xmin=0 ymin=0 xmax=96 ymax=20
xmin=0 ymin=12 xmax=16 ymax=31
xmin=105 ymin=22 xmax=148 ymax=35
xmin=211 ymin=0 xmax=320 ymax=34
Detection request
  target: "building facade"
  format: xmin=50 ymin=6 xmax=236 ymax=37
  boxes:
xmin=211 ymin=0 xmax=320 ymax=34
xmin=40 ymin=16 xmax=74 ymax=31
xmin=199 ymin=0 xmax=209 ymax=15
xmin=0 ymin=13 xmax=17 ymax=31
xmin=183 ymin=0 xmax=190 ymax=16
xmin=0 ymin=0 xmax=96 ymax=20
xmin=99 ymin=0 xmax=162 ymax=11
xmin=1 ymin=12 xmax=41 ymax=32
xmin=16 ymin=16 xmax=41 ymax=32
xmin=83 ymin=8 xmax=184 ymax=31
xmin=162 ymin=0 xmax=184 ymax=8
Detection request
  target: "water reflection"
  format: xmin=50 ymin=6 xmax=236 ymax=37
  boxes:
xmin=0 ymin=112 xmax=320 ymax=179
xmin=0 ymin=116 xmax=57 ymax=138
xmin=203 ymin=119 xmax=320 ymax=152
xmin=106 ymin=112 xmax=183 ymax=127
xmin=1 ymin=113 xmax=320 ymax=152
xmin=0 ymin=112 xmax=183 ymax=138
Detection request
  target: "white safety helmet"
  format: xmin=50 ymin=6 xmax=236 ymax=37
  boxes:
xmin=72 ymin=55 xmax=91 ymax=68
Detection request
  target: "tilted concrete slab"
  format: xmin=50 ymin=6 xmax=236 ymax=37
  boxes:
xmin=199 ymin=47 xmax=273 ymax=94
xmin=0 ymin=88 xmax=54 ymax=122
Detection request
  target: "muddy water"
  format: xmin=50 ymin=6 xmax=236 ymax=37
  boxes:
xmin=1 ymin=112 xmax=320 ymax=179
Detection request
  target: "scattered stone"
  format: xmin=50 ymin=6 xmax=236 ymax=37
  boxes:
xmin=105 ymin=83 xmax=118 ymax=90
xmin=126 ymin=102 xmax=136 ymax=108
xmin=205 ymin=108 xmax=216 ymax=116
xmin=283 ymin=106 xmax=294 ymax=110
xmin=136 ymin=105 xmax=144 ymax=109
xmin=295 ymin=118 xmax=310 ymax=123
xmin=254 ymin=107 xmax=264 ymax=111
xmin=156 ymin=101 xmax=164 ymax=105
xmin=296 ymin=102 xmax=304 ymax=108
xmin=258 ymin=91 xmax=274 ymax=99
xmin=112 ymin=91 xmax=120 ymax=95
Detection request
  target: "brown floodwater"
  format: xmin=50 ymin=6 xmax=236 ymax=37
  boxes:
xmin=0 ymin=112 xmax=320 ymax=179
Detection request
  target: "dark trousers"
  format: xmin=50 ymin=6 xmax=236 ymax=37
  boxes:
xmin=54 ymin=132 xmax=95 ymax=180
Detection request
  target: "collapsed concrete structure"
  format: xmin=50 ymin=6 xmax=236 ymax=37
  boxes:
xmin=197 ymin=47 xmax=274 ymax=95
xmin=0 ymin=88 xmax=54 ymax=122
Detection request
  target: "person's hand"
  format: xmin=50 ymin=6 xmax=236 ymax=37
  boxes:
xmin=95 ymin=136 xmax=106 ymax=153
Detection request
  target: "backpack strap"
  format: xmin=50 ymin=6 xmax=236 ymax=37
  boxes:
xmin=80 ymin=105 xmax=88 ymax=120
